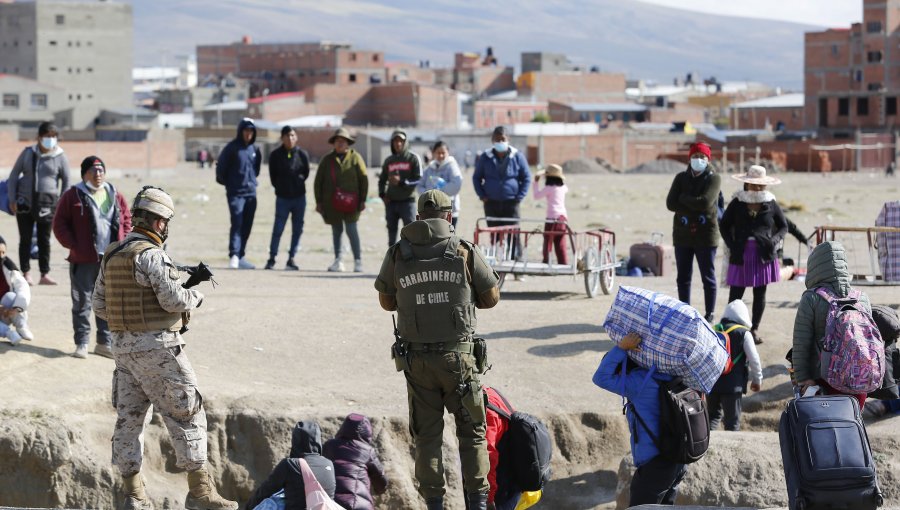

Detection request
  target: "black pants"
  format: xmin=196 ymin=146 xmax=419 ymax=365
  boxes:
xmin=728 ymin=284 xmax=767 ymax=330
xmin=484 ymin=200 xmax=522 ymax=260
xmin=674 ymin=245 xmax=717 ymax=317
xmin=15 ymin=213 xmax=52 ymax=275
xmin=629 ymin=455 xmax=687 ymax=506
xmin=708 ymin=392 xmax=743 ymax=431
xmin=385 ymin=200 xmax=416 ymax=247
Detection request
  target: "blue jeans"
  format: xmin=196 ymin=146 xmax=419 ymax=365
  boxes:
xmin=269 ymin=196 xmax=306 ymax=259
xmin=332 ymin=220 xmax=361 ymax=260
xmin=227 ymin=194 xmax=257 ymax=258
xmin=385 ymin=200 xmax=416 ymax=246
xmin=674 ymin=245 xmax=717 ymax=317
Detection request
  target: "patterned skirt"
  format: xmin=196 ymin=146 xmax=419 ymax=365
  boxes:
xmin=727 ymin=238 xmax=781 ymax=287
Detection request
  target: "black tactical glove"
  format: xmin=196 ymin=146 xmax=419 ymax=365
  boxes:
xmin=180 ymin=262 xmax=216 ymax=289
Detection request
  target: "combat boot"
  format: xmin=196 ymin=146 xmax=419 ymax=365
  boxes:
xmin=424 ymin=497 xmax=443 ymax=510
xmin=465 ymin=492 xmax=488 ymax=510
xmin=185 ymin=466 xmax=238 ymax=510
xmin=122 ymin=472 xmax=154 ymax=510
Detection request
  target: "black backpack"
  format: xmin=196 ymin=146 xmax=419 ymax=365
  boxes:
xmin=629 ymin=377 xmax=710 ymax=464
xmin=486 ymin=391 xmax=553 ymax=491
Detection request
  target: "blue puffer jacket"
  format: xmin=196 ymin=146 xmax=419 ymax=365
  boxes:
xmin=473 ymin=146 xmax=531 ymax=201
xmin=593 ymin=346 xmax=673 ymax=467
xmin=216 ymin=118 xmax=261 ymax=196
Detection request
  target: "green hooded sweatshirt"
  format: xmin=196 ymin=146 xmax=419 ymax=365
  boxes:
xmin=791 ymin=241 xmax=871 ymax=382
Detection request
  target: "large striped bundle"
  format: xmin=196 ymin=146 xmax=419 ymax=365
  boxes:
xmin=602 ymin=286 xmax=727 ymax=393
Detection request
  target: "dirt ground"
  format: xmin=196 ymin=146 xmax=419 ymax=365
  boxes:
xmin=1 ymin=164 xmax=898 ymax=508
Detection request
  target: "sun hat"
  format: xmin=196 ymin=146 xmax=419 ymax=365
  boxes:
xmin=328 ymin=127 xmax=355 ymax=145
xmin=536 ymin=164 xmax=565 ymax=181
xmin=731 ymin=165 xmax=781 ymax=186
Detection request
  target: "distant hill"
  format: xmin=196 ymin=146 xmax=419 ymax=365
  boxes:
xmin=126 ymin=0 xmax=818 ymax=89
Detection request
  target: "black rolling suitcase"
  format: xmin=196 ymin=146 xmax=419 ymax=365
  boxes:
xmin=779 ymin=394 xmax=883 ymax=510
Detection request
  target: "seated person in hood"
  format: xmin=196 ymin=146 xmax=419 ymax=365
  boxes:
xmin=244 ymin=420 xmax=336 ymax=510
xmin=322 ymin=413 xmax=388 ymax=510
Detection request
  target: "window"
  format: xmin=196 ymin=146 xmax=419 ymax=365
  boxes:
xmin=349 ymin=53 xmax=357 ymax=62
xmin=868 ymin=83 xmax=883 ymax=91
xmin=86 ymin=67 xmax=93 ymax=73
xmin=49 ymin=66 xmax=57 ymax=71
xmin=49 ymin=40 xmax=57 ymax=46
xmin=55 ymin=14 xmax=65 ymax=25
xmin=2 ymin=94 xmax=20 ymax=109
xmin=868 ymin=50 xmax=883 ymax=63
xmin=867 ymin=21 xmax=883 ymax=33
xmin=831 ymin=44 xmax=839 ymax=56
xmin=888 ymin=96 xmax=898 ymax=116
xmin=856 ymin=70 xmax=863 ymax=82
xmin=349 ymin=73 xmax=357 ymax=83
xmin=858 ymin=97 xmax=869 ymax=115
xmin=373 ymin=54 xmax=379 ymax=62
xmin=30 ymin=93 xmax=47 ymax=109
xmin=839 ymin=97 xmax=849 ymax=116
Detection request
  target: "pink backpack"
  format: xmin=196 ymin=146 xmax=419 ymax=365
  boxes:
xmin=816 ymin=287 xmax=886 ymax=394
xmin=298 ymin=458 xmax=343 ymax=510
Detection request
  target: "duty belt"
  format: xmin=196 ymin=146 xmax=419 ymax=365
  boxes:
xmin=405 ymin=341 xmax=474 ymax=354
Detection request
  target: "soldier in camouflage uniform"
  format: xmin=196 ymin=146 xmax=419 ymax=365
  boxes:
xmin=93 ymin=186 xmax=237 ymax=510
xmin=375 ymin=190 xmax=501 ymax=510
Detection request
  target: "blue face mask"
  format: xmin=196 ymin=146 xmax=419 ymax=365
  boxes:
xmin=493 ymin=141 xmax=509 ymax=153
xmin=690 ymin=158 xmax=708 ymax=173
xmin=40 ymin=137 xmax=57 ymax=150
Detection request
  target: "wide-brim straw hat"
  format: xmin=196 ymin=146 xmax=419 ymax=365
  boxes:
xmin=328 ymin=127 xmax=355 ymax=145
xmin=536 ymin=163 xmax=565 ymax=181
xmin=731 ymin=165 xmax=781 ymax=186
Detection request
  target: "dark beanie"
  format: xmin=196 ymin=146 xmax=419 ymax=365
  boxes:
xmin=492 ymin=126 xmax=507 ymax=138
xmin=80 ymin=155 xmax=105 ymax=177
xmin=281 ymin=125 xmax=295 ymax=137
xmin=873 ymin=305 xmax=900 ymax=345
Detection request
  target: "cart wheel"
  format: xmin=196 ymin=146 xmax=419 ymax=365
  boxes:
xmin=600 ymin=242 xmax=615 ymax=295
xmin=497 ymin=273 xmax=507 ymax=290
xmin=583 ymin=247 xmax=600 ymax=298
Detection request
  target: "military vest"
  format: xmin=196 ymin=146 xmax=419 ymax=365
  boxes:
xmin=102 ymin=239 xmax=183 ymax=333
xmin=394 ymin=236 xmax=475 ymax=343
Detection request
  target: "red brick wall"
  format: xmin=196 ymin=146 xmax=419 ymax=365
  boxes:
xmin=731 ymin=106 xmax=805 ymax=130
xmin=533 ymin=132 xmax=689 ymax=169
xmin=0 ymin=138 xmax=180 ymax=171
xmin=518 ymin=72 xmax=626 ymax=102
xmin=474 ymin=101 xmax=549 ymax=129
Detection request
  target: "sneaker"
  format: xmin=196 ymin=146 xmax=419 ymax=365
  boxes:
xmin=23 ymin=272 xmax=34 ymax=286
xmin=237 ymin=258 xmax=255 ymax=270
xmin=862 ymin=400 xmax=887 ymax=420
xmin=72 ymin=344 xmax=88 ymax=359
xmin=93 ymin=343 xmax=114 ymax=359
xmin=229 ymin=255 xmax=239 ymax=269
xmin=264 ymin=258 xmax=276 ymax=270
xmin=16 ymin=326 xmax=33 ymax=342
xmin=353 ymin=259 xmax=363 ymax=273
xmin=327 ymin=258 xmax=344 ymax=272
xmin=285 ymin=258 xmax=299 ymax=271
xmin=39 ymin=274 xmax=58 ymax=285
xmin=6 ymin=330 xmax=22 ymax=346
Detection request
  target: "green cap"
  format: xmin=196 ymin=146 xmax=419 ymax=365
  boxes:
xmin=418 ymin=190 xmax=452 ymax=213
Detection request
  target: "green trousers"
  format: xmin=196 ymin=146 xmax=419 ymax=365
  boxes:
xmin=405 ymin=349 xmax=489 ymax=499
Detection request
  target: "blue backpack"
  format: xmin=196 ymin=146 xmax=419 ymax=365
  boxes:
xmin=0 ymin=180 xmax=12 ymax=215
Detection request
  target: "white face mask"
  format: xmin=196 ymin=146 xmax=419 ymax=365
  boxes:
xmin=84 ymin=181 xmax=100 ymax=192
xmin=40 ymin=137 xmax=57 ymax=151
xmin=690 ymin=158 xmax=708 ymax=173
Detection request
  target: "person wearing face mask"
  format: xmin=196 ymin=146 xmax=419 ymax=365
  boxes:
xmin=417 ymin=141 xmax=463 ymax=228
xmin=665 ymin=142 xmax=721 ymax=322
xmin=53 ymin=156 xmax=132 ymax=359
xmin=7 ymin=121 xmax=71 ymax=286
xmin=473 ymin=126 xmax=531 ymax=263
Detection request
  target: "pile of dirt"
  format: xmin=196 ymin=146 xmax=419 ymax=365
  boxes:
xmin=626 ymin=159 xmax=686 ymax=174
xmin=563 ymin=157 xmax=620 ymax=175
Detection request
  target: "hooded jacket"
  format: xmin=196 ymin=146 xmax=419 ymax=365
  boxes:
xmin=791 ymin=241 xmax=871 ymax=383
xmin=665 ymin=168 xmax=721 ymax=248
xmin=268 ymin=144 xmax=310 ymax=199
xmin=0 ymin=257 xmax=30 ymax=311
xmin=712 ymin=300 xmax=763 ymax=394
xmin=216 ymin=118 xmax=261 ymax=197
xmin=7 ymin=145 xmax=70 ymax=212
xmin=53 ymin=182 xmax=132 ymax=264
xmin=244 ymin=421 xmax=336 ymax=510
xmin=322 ymin=414 xmax=388 ymax=510
xmin=378 ymin=131 xmax=422 ymax=202
xmin=473 ymin=146 xmax=531 ymax=202
xmin=417 ymin=156 xmax=463 ymax=214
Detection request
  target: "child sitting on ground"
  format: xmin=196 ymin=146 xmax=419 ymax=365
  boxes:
xmin=0 ymin=235 xmax=33 ymax=345
xmin=709 ymin=300 xmax=763 ymax=431
xmin=532 ymin=164 xmax=569 ymax=265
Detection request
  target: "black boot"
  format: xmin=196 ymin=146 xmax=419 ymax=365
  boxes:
xmin=424 ymin=497 xmax=443 ymax=510
xmin=465 ymin=493 xmax=488 ymax=510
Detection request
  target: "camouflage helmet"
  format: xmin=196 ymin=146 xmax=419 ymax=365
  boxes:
xmin=132 ymin=186 xmax=175 ymax=220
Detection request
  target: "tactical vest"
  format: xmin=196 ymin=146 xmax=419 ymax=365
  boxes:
xmin=394 ymin=236 xmax=475 ymax=344
xmin=102 ymin=239 xmax=183 ymax=333
xmin=712 ymin=322 xmax=750 ymax=394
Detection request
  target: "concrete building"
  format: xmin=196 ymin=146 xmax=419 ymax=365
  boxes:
xmin=548 ymin=101 xmax=647 ymax=124
xmin=521 ymin=52 xmax=575 ymax=73
xmin=0 ymin=0 xmax=133 ymax=128
xmin=197 ymin=40 xmax=385 ymax=95
xmin=731 ymin=93 xmax=806 ymax=130
xmin=445 ymin=52 xmax=515 ymax=97
xmin=386 ymin=62 xmax=437 ymax=86
xmin=805 ymin=0 xmax=900 ymax=133
xmin=518 ymin=71 xmax=626 ymax=103
xmin=0 ymin=73 xmax=69 ymax=127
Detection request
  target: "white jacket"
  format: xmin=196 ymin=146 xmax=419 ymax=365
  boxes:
xmin=2 ymin=259 xmax=31 ymax=310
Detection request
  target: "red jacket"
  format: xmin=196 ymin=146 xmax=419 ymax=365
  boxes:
xmin=485 ymin=387 xmax=513 ymax=504
xmin=53 ymin=183 xmax=132 ymax=264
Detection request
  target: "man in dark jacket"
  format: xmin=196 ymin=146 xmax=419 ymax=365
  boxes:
xmin=378 ymin=130 xmax=422 ymax=247
xmin=52 ymin=156 xmax=131 ymax=360
xmin=665 ymin=142 xmax=721 ymax=322
xmin=322 ymin=413 xmax=388 ymax=510
xmin=245 ymin=421 xmax=336 ymax=510
xmin=216 ymin=118 xmax=261 ymax=270
xmin=473 ymin=126 xmax=531 ymax=263
xmin=265 ymin=126 xmax=310 ymax=271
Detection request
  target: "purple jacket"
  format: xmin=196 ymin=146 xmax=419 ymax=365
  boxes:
xmin=322 ymin=414 xmax=388 ymax=510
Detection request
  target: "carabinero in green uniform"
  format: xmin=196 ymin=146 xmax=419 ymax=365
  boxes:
xmin=375 ymin=190 xmax=500 ymax=510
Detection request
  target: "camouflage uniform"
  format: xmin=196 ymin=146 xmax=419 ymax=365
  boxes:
xmin=93 ymin=231 xmax=205 ymax=476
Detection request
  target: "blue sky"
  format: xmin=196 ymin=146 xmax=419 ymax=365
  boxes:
xmin=637 ymin=0 xmax=861 ymax=28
